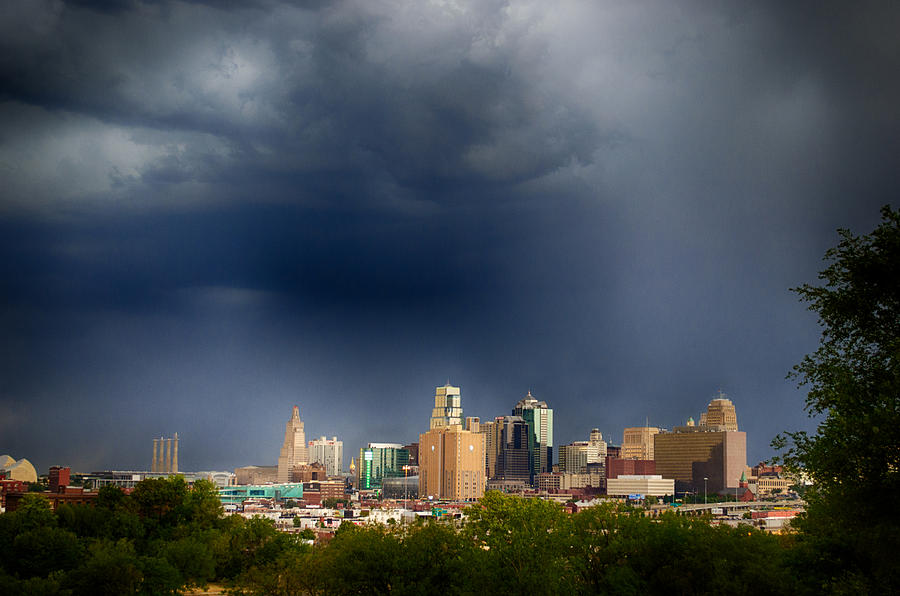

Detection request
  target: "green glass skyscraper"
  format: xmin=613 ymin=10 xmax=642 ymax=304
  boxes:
xmin=358 ymin=443 xmax=410 ymax=491
xmin=512 ymin=391 xmax=553 ymax=483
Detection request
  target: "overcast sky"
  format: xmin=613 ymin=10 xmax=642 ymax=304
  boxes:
xmin=1 ymin=0 xmax=898 ymax=475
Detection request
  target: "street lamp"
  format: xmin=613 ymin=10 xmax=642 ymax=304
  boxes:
xmin=402 ymin=465 xmax=410 ymax=510
xmin=704 ymin=477 xmax=708 ymax=505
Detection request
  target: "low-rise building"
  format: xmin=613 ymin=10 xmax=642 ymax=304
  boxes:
xmin=606 ymin=475 xmax=674 ymax=498
xmin=218 ymin=483 xmax=304 ymax=507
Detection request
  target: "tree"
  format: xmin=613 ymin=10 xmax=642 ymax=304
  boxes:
xmin=775 ymin=205 xmax=900 ymax=592
xmin=463 ymin=491 xmax=574 ymax=594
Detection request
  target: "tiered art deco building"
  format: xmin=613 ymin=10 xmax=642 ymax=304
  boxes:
xmin=653 ymin=395 xmax=746 ymax=494
xmin=277 ymin=406 xmax=308 ymax=483
xmin=419 ymin=383 xmax=485 ymax=500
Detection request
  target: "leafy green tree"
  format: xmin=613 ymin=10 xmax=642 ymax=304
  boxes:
xmin=214 ymin=515 xmax=298 ymax=579
xmin=136 ymin=555 xmax=183 ymax=596
xmin=17 ymin=493 xmax=57 ymax=531
xmin=571 ymin=503 xmax=794 ymax=595
xmin=316 ymin=523 xmax=401 ymax=595
xmin=65 ymin=539 xmax=143 ymax=596
xmin=96 ymin=485 xmax=127 ymax=510
xmin=161 ymin=535 xmax=216 ymax=588
xmin=12 ymin=526 xmax=83 ymax=579
xmin=775 ymin=206 xmax=900 ymax=592
xmin=231 ymin=547 xmax=317 ymax=596
xmin=129 ymin=476 xmax=189 ymax=537
xmin=393 ymin=521 xmax=476 ymax=596
xmin=464 ymin=491 xmax=575 ymax=594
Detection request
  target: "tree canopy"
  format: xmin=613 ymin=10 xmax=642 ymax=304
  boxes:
xmin=776 ymin=205 xmax=900 ymax=592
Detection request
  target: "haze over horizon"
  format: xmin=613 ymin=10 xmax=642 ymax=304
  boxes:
xmin=1 ymin=0 xmax=898 ymax=475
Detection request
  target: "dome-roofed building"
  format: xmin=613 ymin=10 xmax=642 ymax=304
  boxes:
xmin=0 ymin=455 xmax=38 ymax=483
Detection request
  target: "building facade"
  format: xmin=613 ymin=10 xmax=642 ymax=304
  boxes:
xmin=606 ymin=475 xmax=674 ymax=497
xmin=654 ymin=427 xmax=747 ymax=494
xmin=486 ymin=415 xmax=531 ymax=484
xmin=235 ymin=465 xmax=278 ymax=485
xmin=419 ymin=425 xmax=485 ymax=501
xmin=699 ymin=393 xmax=738 ymax=431
xmin=358 ymin=443 xmax=409 ymax=490
xmin=308 ymin=436 xmax=343 ymax=477
xmin=621 ymin=426 xmax=660 ymax=460
xmin=277 ymin=406 xmax=309 ymax=483
xmin=606 ymin=457 xmax=656 ymax=479
xmin=0 ymin=455 xmax=37 ymax=483
xmin=559 ymin=429 xmax=607 ymax=474
xmin=218 ymin=483 xmax=304 ymax=507
xmin=430 ymin=383 xmax=463 ymax=429
xmin=512 ymin=391 xmax=554 ymax=480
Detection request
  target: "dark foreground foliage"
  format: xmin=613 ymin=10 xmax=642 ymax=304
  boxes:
xmin=1 ymin=481 xmax=798 ymax=595
xmin=775 ymin=206 xmax=900 ymax=593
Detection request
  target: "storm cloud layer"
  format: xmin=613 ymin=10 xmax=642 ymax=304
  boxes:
xmin=1 ymin=0 xmax=898 ymax=473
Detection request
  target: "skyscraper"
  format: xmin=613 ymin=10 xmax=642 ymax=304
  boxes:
xmin=277 ymin=406 xmax=308 ymax=483
xmin=654 ymin=397 xmax=746 ymax=494
xmin=419 ymin=425 xmax=485 ymax=500
xmin=488 ymin=415 xmax=531 ymax=483
xmin=308 ymin=436 xmax=343 ymax=477
xmin=622 ymin=426 xmax=660 ymax=460
xmin=699 ymin=393 xmax=739 ymax=431
xmin=419 ymin=383 xmax=485 ymax=500
xmin=512 ymin=391 xmax=554 ymax=481
xmin=430 ymin=383 xmax=463 ymax=428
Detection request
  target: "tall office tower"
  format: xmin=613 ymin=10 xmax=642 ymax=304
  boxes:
xmin=152 ymin=438 xmax=159 ymax=473
xmin=430 ymin=383 xmax=463 ymax=429
xmin=622 ymin=426 xmax=660 ymax=460
xmin=488 ymin=415 xmax=531 ymax=483
xmin=308 ymin=436 xmax=343 ymax=477
xmin=358 ymin=443 xmax=409 ymax=490
xmin=419 ymin=425 xmax=485 ymax=500
xmin=699 ymin=393 xmax=739 ymax=431
xmin=512 ymin=391 xmax=554 ymax=480
xmin=277 ymin=406 xmax=309 ymax=483
xmin=654 ymin=415 xmax=747 ymax=494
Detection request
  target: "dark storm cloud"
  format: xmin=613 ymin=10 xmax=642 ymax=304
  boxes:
xmin=1 ymin=0 xmax=898 ymax=473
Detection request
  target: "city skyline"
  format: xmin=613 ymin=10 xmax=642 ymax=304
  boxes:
xmin=2 ymin=1 xmax=898 ymax=475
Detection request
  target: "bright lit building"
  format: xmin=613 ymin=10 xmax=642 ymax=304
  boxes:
xmin=430 ymin=383 xmax=463 ymax=429
xmin=0 ymin=455 xmax=37 ymax=483
xmin=606 ymin=475 xmax=674 ymax=497
xmin=277 ymin=406 xmax=308 ymax=483
xmin=308 ymin=436 xmax=343 ymax=476
xmin=700 ymin=393 xmax=739 ymax=431
xmin=419 ymin=425 xmax=485 ymax=501
xmin=654 ymin=425 xmax=747 ymax=494
xmin=622 ymin=426 xmax=660 ymax=460
xmin=358 ymin=443 xmax=409 ymax=491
